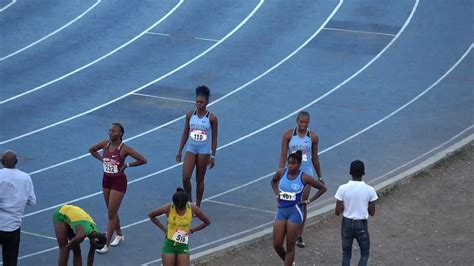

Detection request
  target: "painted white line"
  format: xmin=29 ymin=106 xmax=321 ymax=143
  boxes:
xmin=149 ymin=12 xmax=474 ymax=266
xmin=144 ymin=31 xmax=170 ymax=37
xmin=0 ymin=0 xmax=262 ymax=143
xmin=23 ymin=0 xmax=341 ymax=177
xmin=206 ymin=199 xmax=276 ymax=214
xmin=369 ymin=125 xmax=474 ymax=185
xmin=132 ymin=92 xmax=195 ymax=103
xmin=0 ymin=0 xmax=101 ymax=61
xmin=187 ymin=132 xmax=474 ymax=263
xmin=21 ymin=230 xmax=56 ymax=241
xmin=20 ymin=54 xmax=467 ymax=263
xmin=0 ymin=0 xmax=184 ymax=105
xmin=142 ymin=221 xmax=274 ymax=265
xmin=129 ymin=40 xmax=474 ymax=233
xmin=20 ymin=0 xmax=416 ymax=220
xmin=320 ymin=43 xmax=473 ymax=155
xmin=323 ymin=27 xmax=396 ymax=37
xmin=145 ymin=31 xmax=219 ymax=42
xmin=0 ymin=0 xmax=16 ymax=12
xmin=195 ymin=37 xmax=220 ymax=42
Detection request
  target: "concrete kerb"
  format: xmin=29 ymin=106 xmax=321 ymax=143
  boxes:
xmin=191 ymin=133 xmax=474 ymax=264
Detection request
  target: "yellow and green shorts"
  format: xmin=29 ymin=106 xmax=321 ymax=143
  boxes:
xmin=162 ymin=239 xmax=189 ymax=254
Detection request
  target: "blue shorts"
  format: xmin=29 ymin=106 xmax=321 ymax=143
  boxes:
xmin=186 ymin=143 xmax=210 ymax=155
xmin=299 ymin=165 xmax=314 ymax=177
xmin=275 ymin=205 xmax=304 ymax=224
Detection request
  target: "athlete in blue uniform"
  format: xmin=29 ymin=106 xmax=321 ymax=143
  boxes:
xmin=272 ymin=151 xmax=326 ymax=266
xmin=279 ymin=111 xmax=323 ymax=247
xmin=176 ymin=86 xmax=218 ymax=208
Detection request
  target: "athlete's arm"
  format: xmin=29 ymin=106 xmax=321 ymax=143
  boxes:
xmin=310 ymin=133 xmax=322 ymax=180
xmin=209 ymin=113 xmax=218 ymax=169
xmin=302 ymin=174 xmax=327 ymax=204
xmin=148 ymin=204 xmax=171 ymax=233
xmin=271 ymin=168 xmax=285 ymax=200
xmin=87 ymin=244 xmax=96 ymax=266
xmin=278 ymin=130 xmax=291 ymax=169
xmin=190 ymin=205 xmax=211 ymax=234
xmin=120 ymin=145 xmax=147 ymax=172
xmin=65 ymin=225 xmax=86 ymax=250
xmin=88 ymin=141 xmax=108 ymax=161
xmin=176 ymin=112 xmax=192 ymax=162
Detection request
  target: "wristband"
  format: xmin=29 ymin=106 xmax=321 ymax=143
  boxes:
xmin=190 ymin=229 xmax=194 ymax=234
xmin=210 ymin=155 xmax=216 ymax=159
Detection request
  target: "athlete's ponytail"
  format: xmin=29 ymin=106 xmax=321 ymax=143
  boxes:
xmin=288 ymin=150 xmax=303 ymax=164
xmin=173 ymin=187 xmax=189 ymax=209
xmin=195 ymin=85 xmax=210 ymax=101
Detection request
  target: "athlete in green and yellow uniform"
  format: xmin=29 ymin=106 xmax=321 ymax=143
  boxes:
xmin=148 ymin=188 xmax=210 ymax=266
xmin=53 ymin=205 xmax=106 ymax=266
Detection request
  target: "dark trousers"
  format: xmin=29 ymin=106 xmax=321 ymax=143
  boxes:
xmin=0 ymin=228 xmax=21 ymax=266
xmin=341 ymin=217 xmax=370 ymax=266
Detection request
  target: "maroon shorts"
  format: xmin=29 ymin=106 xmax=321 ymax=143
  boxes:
xmin=102 ymin=174 xmax=127 ymax=193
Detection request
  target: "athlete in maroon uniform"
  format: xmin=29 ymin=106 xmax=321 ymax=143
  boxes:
xmin=89 ymin=123 xmax=147 ymax=253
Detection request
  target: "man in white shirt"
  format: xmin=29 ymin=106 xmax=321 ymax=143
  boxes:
xmin=335 ymin=160 xmax=377 ymax=266
xmin=0 ymin=150 xmax=36 ymax=266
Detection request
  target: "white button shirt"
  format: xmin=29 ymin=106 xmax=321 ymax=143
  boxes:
xmin=0 ymin=168 xmax=36 ymax=232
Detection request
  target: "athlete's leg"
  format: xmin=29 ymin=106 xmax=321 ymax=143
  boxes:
xmin=182 ymin=152 xmax=197 ymax=202
xmin=102 ymin=188 xmax=121 ymax=236
xmin=105 ymin=190 xmax=125 ymax=245
xmin=272 ymin=220 xmax=287 ymax=261
xmin=162 ymin=254 xmax=176 ymax=266
xmin=54 ymin=222 xmax=70 ymax=266
xmin=297 ymin=185 xmax=311 ymax=241
xmin=285 ymin=221 xmax=301 ymax=266
xmin=195 ymin=154 xmax=210 ymax=207
xmin=71 ymin=244 xmax=82 ymax=266
xmin=176 ymin=254 xmax=190 ymax=266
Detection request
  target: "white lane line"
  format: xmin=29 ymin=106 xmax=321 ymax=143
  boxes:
xmin=369 ymin=125 xmax=474 ymax=185
xmin=21 ymin=230 xmax=56 ymax=241
xmin=0 ymin=0 xmax=16 ymax=12
xmin=0 ymin=0 xmax=262 ymax=143
xmin=132 ymin=92 xmax=195 ymax=103
xmin=319 ymin=43 xmax=473 ymax=155
xmin=23 ymin=0 xmax=340 ymax=177
xmin=18 ymin=0 xmax=419 ymax=224
xmin=0 ymin=0 xmax=184 ymax=105
xmin=145 ymin=31 xmax=219 ymax=42
xmin=206 ymin=199 xmax=276 ymax=214
xmin=0 ymin=0 xmax=101 ymax=61
xmin=21 ymin=0 xmax=342 ymax=217
xmin=144 ymin=31 xmax=170 ymax=37
xmin=142 ymin=221 xmax=274 ymax=265
xmin=16 ymin=1 xmax=430 ymax=259
xmin=323 ymin=27 xmax=396 ymax=37
xmin=21 ymin=56 xmax=467 ymax=264
xmin=194 ymin=37 xmax=219 ymax=42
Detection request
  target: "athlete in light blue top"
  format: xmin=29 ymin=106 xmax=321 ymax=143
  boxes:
xmin=272 ymin=151 xmax=326 ymax=266
xmin=176 ymin=86 xmax=218 ymax=208
xmin=279 ymin=110 xmax=323 ymax=247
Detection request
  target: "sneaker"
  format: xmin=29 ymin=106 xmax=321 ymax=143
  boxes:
xmin=96 ymin=245 xmax=109 ymax=254
xmin=110 ymin=234 xmax=124 ymax=246
xmin=295 ymin=237 xmax=306 ymax=248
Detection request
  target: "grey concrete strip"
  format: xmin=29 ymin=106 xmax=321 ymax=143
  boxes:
xmin=191 ymin=133 xmax=474 ymax=263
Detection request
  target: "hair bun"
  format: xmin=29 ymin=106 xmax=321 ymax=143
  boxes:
xmin=176 ymin=187 xmax=185 ymax=193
